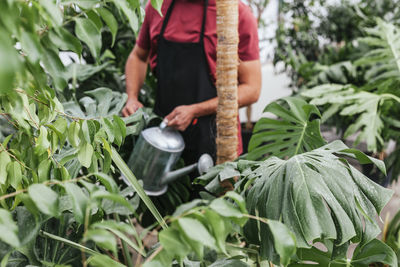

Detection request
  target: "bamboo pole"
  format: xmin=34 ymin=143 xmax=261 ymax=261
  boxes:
xmin=216 ymin=0 xmax=239 ymax=166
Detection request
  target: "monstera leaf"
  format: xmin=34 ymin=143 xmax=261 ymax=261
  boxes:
xmin=247 ymin=97 xmax=326 ymax=160
xmin=289 ymin=239 xmax=398 ymax=267
xmin=197 ymin=141 xmax=392 ymax=263
xmin=245 ymin=141 xmax=391 ymax=259
xmin=302 ymin=84 xmax=400 ymax=152
xmin=356 ymin=19 xmax=400 ymax=87
xmin=63 ymin=87 xmax=127 ymax=118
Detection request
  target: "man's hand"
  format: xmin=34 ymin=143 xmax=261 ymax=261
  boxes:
xmin=166 ymin=105 xmax=197 ymax=131
xmin=122 ymin=98 xmax=144 ymax=117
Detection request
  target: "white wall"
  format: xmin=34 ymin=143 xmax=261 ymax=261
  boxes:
xmin=239 ymin=63 xmax=292 ymax=122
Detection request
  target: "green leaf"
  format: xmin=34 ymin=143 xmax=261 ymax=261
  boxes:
xmin=64 ymin=183 xmax=89 ymax=224
xmin=87 ymin=254 xmax=125 ymax=267
xmin=39 ymin=0 xmax=63 ymax=26
xmin=111 ymin=148 xmax=167 ymax=229
xmin=268 ymin=220 xmax=297 ymax=266
xmin=113 ymin=115 xmax=126 ymax=141
xmin=35 ymin=126 xmax=50 ymax=155
xmin=97 ymin=8 xmax=118 ymax=47
xmin=203 ymin=209 xmax=231 ymax=253
xmin=247 ymin=97 xmax=326 ymax=160
xmin=68 ymin=121 xmax=80 ymax=147
xmin=102 ymin=118 xmax=114 ymax=142
xmin=113 ymin=0 xmax=139 ymax=32
xmin=81 ymin=120 xmax=95 ymax=143
xmin=209 ymin=259 xmax=249 ymax=267
xmin=49 ymin=28 xmax=82 ymax=55
xmin=60 ymin=0 xmax=98 ymax=9
xmin=352 ymin=239 xmax=398 ymax=267
xmin=8 ymin=161 xmax=22 ymax=189
xmin=91 ymin=190 xmax=135 ymax=213
xmin=0 ymin=209 xmax=20 ymax=247
xmin=37 ymin=159 xmax=52 ymax=183
xmin=210 ymin=198 xmax=246 ymax=226
xmin=78 ymin=143 xmax=94 ymax=168
xmin=243 ymin=140 xmax=393 ymax=260
xmin=74 ymin=17 xmax=101 ymax=58
xmin=92 ymin=221 xmax=145 ymax=256
xmin=20 ymin=31 xmax=42 ymax=63
xmin=0 ymin=30 xmax=21 ymax=95
xmin=41 ymin=48 xmax=67 ymax=90
xmin=177 ymin=218 xmax=217 ymax=250
xmin=28 ymin=184 xmax=59 ymax=217
xmin=151 ymin=0 xmax=163 ymax=16
xmin=159 ymin=227 xmax=190 ymax=260
xmin=92 ymin=173 xmax=118 ymax=193
xmin=0 ymin=151 xmax=11 ymax=185
xmin=86 ymin=10 xmax=103 ymax=31
xmin=85 ymin=229 xmax=116 ymax=254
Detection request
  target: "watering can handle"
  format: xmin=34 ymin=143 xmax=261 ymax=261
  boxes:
xmin=159 ymin=118 xmax=169 ymax=130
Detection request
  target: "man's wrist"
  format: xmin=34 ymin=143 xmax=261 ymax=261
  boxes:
xmin=190 ymin=103 xmax=201 ymax=118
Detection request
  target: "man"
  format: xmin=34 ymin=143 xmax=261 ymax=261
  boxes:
xmin=122 ymin=0 xmax=261 ymax=164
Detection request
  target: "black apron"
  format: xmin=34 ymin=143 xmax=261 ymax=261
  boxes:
xmin=154 ymin=0 xmax=217 ymax=165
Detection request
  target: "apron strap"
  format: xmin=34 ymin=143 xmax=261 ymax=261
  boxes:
xmin=199 ymin=0 xmax=209 ymax=43
xmin=160 ymin=0 xmax=177 ymax=37
xmin=160 ymin=0 xmax=209 ymax=43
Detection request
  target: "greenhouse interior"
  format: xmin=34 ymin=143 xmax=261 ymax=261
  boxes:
xmin=0 ymin=0 xmax=400 ymax=266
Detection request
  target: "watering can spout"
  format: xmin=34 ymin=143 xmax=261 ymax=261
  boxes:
xmin=161 ymin=154 xmax=214 ymax=185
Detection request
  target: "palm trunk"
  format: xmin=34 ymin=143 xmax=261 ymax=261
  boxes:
xmin=215 ymin=0 xmax=239 ymax=165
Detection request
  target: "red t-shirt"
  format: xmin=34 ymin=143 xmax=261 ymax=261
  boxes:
xmin=137 ymin=0 xmax=260 ymax=81
xmin=137 ymin=0 xmax=259 ymax=155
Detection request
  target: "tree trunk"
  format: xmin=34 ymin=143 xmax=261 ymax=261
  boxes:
xmin=215 ymin=0 xmax=239 ymax=166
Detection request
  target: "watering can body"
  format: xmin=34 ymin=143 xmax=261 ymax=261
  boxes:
xmin=127 ymin=125 xmax=185 ymax=195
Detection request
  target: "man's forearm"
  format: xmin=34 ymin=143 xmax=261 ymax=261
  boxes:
xmin=190 ymin=82 xmax=259 ymax=118
xmin=125 ymin=47 xmax=148 ymax=100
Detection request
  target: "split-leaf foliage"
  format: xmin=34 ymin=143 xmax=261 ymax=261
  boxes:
xmin=0 ymin=0 xmax=397 ymax=266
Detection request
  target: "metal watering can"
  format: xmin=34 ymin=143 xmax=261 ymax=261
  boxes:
xmin=127 ymin=120 xmax=214 ymax=196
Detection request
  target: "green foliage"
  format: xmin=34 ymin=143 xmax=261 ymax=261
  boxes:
xmin=384 ymin=209 xmax=400 ymax=265
xmin=302 ymin=84 xmax=400 ymax=152
xmin=196 ymin=98 xmax=396 ymax=265
xmin=247 ymin=97 xmax=325 ymax=160
xmin=146 ymin=192 xmax=296 ymax=267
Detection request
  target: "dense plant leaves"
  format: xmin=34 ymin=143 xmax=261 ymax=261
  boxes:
xmin=150 ymin=193 xmax=256 ymax=266
xmin=63 ymin=88 xmax=128 ymax=119
xmin=198 ymin=141 xmax=392 ymax=262
xmin=247 ymin=97 xmax=326 ymax=160
xmin=356 ymin=19 xmax=400 ymax=86
xmin=302 ymin=84 xmax=400 ymax=152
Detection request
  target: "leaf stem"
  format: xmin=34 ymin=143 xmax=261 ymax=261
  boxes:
xmin=0 ymin=143 xmax=32 ymax=171
xmin=144 ymin=245 xmax=163 ymax=264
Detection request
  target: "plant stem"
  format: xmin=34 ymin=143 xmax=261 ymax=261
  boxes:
xmin=143 ymin=245 xmax=163 ymax=264
xmin=114 ymin=214 xmax=134 ymax=267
